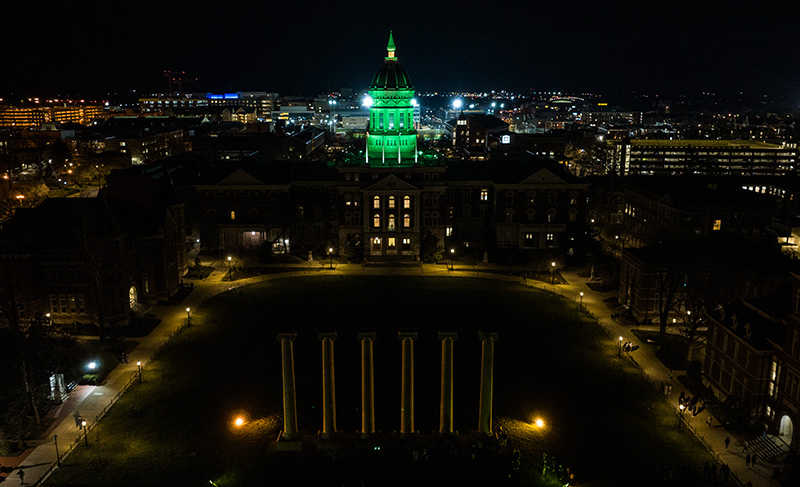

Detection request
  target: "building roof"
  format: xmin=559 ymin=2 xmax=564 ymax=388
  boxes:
xmin=710 ymin=297 xmax=786 ymax=350
xmin=370 ymin=61 xmax=413 ymax=90
xmin=622 ymin=176 xmax=778 ymax=208
xmin=620 ymin=139 xmax=784 ymax=150
xmin=446 ymin=155 xmax=583 ymax=184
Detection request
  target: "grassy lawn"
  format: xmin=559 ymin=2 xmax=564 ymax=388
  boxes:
xmin=43 ymin=276 xmax=716 ymax=487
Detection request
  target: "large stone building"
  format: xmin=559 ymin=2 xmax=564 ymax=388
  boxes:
xmin=0 ymin=197 xmax=184 ymax=331
xmin=703 ymin=274 xmax=800 ymax=454
xmin=104 ymin=34 xmax=589 ymax=263
xmin=600 ymin=139 xmax=797 ymax=176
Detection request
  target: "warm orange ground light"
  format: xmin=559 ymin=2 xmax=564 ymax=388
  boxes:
xmin=234 ymin=416 xmax=245 ymax=427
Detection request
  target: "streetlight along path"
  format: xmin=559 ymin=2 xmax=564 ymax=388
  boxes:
xmin=7 ymin=261 xmax=779 ymax=487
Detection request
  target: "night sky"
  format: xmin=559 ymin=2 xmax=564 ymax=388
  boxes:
xmin=3 ymin=0 xmax=798 ymax=99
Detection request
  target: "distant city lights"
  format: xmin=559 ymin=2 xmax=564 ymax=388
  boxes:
xmin=361 ymin=95 xmax=374 ymax=108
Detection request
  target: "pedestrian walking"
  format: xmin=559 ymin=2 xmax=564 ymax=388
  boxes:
xmin=18 ymin=469 xmax=25 ymax=485
xmin=679 ymin=391 xmax=686 ymax=404
xmin=668 ymin=370 xmax=674 ymax=383
xmin=707 ymin=416 xmax=713 ymax=428
xmin=752 ymin=453 xmax=757 ymax=468
xmin=743 ymin=440 xmax=749 ymax=452
xmin=724 ymin=436 xmax=730 ymax=450
xmin=746 ymin=453 xmax=751 ymax=468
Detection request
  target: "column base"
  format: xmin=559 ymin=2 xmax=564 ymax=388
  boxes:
xmin=316 ymin=433 xmax=342 ymax=450
xmin=276 ymin=432 xmax=303 ymax=451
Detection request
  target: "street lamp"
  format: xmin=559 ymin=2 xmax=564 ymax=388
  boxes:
xmin=579 ymin=292 xmax=584 ymax=308
xmin=136 ymin=360 xmax=143 ymax=383
xmin=450 ymin=248 xmax=455 ymax=271
xmin=53 ymin=434 xmax=62 ymax=467
xmin=227 ymin=256 xmax=232 ymax=281
xmin=678 ymin=404 xmax=686 ymax=429
xmin=328 ymin=247 xmax=334 ymax=269
xmin=81 ymin=419 xmax=89 ymax=447
xmin=186 ymin=307 xmax=191 ymax=326
xmin=618 ymin=336 xmax=624 ymax=357
xmin=550 ymin=262 xmax=556 ymax=284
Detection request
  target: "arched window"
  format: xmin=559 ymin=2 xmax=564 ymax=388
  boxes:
xmin=388 ymin=214 xmax=396 ymax=231
xmin=373 ymin=214 xmax=381 ymax=228
xmin=463 ymin=205 xmax=472 ymax=218
xmin=373 ymin=196 xmax=380 ymax=209
xmin=297 ymin=206 xmax=304 ymax=218
xmin=353 ymin=212 xmax=362 ymax=226
xmin=403 ymin=195 xmax=411 ymax=208
xmin=547 ymin=208 xmax=556 ymax=223
xmin=230 ymin=211 xmax=236 ymax=220
xmin=403 ymin=213 xmax=411 ymax=228
xmin=526 ymin=208 xmax=536 ymax=221
xmin=504 ymin=208 xmax=514 ymax=223
xmin=389 ymin=196 xmax=396 ymax=208
xmin=431 ymin=211 xmax=440 ymax=226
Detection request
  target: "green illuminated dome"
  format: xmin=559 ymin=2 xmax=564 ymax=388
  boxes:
xmin=366 ymin=31 xmax=418 ymax=166
xmin=370 ymin=62 xmax=413 ymax=90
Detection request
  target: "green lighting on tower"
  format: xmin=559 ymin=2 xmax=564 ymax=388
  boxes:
xmin=366 ymin=31 xmax=418 ymax=166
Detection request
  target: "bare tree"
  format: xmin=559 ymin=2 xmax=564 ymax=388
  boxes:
xmin=0 ymin=254 xmax=42 ymax=427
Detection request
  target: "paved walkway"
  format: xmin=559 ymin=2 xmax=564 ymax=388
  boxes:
xmin=5 ymin=262 xmax=782 ymax=486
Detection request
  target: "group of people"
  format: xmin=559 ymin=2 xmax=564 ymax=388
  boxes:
xmin=678 ymin=391 xmax=705 ymax=417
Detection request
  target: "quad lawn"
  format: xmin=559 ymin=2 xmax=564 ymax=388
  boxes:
xmin=43 ymin=276 xmax=716 ymax=487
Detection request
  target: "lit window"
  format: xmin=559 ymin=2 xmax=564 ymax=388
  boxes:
xmin=480 ymin=189 xmax=488 ymax=201
xmin=230 ymin=211 xmax=236 ymax=220
xmin=373 ymin=196 xmax=380 ymax=208
xmin=388 ymin=214 xmax=396 ymax=231
xmin=373 ymin=214 xmax=381 ymax=228
xmin=446 ymin=226 xmax=453 ymax=237
xmin=713 ymin=219 xmax=722 ymax=231
xmin=403 ymin=195 xmax=411 ymax=208
xmin=402 ymin=238 xmax=411 ymax=251
xmin=457 ymin=120 xmax=467 ymax=126
xmin=388 ymin=237 xmax=396 ymax=249
xmin=403 ymin=213 xmax=411 ymax=228
xmin=389 ymin=196 xmax=396 ymax=208
xmin=546 ymin=233 xmax=554 ymax=241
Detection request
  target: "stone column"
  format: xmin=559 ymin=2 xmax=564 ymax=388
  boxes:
xmin=277 ymin=332 xmax=299 ymax=440
xmin=319 ymin=333 xmax=337 ymax=439
xmin=399 ymin=328 xmax=418 ymax=438
xmin=439 ymin=332 xmax=458 ymax=434
xmin=478 ymin=332 xmax=499 ymax=436
xmin=358 ymin=329 xmax=377 ymax=438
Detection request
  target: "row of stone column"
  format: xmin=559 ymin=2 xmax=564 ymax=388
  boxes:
xmin=276 ymin=329 xmax=499 ymax=441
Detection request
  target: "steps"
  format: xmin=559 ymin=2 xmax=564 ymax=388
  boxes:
xmin=748 ymin=434 xmax=789 ymax=461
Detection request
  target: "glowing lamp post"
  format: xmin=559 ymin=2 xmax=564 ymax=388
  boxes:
xmin=81 ymin=420 xmax=89 ymax=447
xmin=186 ymin=307 xmax=191 ymax=326
xmin=579 ymin=292 xmax=584 ymax=308
xmin=678 ymin=404 xmax=686 ymax=429
xmin=618 ymin=336 xmax=623 ymax=357
xmin=328 ymin=247 xmax=334 ymax=269
xmin=550 ymin=262 xmax=556 ymax=284
xmin=136 ymin=361 xmax=143 ymax=383
xmin=450 ymin=248 xmax=455 ymax=271
xmin=227 ymin=256 xmax=232 ymax=281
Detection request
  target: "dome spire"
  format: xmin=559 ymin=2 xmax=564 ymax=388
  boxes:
xmin=385 ymin=30 xmax=397 ymax=61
